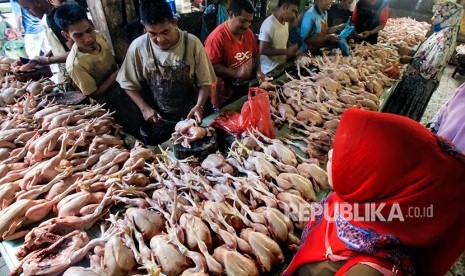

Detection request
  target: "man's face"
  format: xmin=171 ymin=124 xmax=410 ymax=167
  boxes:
xmin=63 ymin=20 xmax=97 ymax=53
xmin=144 ymin=20 xmax=179 ymax=50
xmin=228 ymin=10 xmax=253 ymax=36
xmin=49 ymin=0 xmax=63 ymax=7
xmin=282 ymin=4 xmax=299 ymax=22
xmin=341 ymin=0 xmax=354 ymax=10
xmin=16 ymin=0 xmax=47 ymax=18
xmin=317 ymin=0 xmax=333 ymax=12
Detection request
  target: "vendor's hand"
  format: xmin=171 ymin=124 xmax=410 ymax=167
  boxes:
xmin=256 ymin=70 xmax=267 ymax=83
xmin=336 ymin=23 xmax=346 ymax=31
xmin=326 ymin=34 xmax=340 ymax=44
xmin=286 ymin=44 xmax=299 ymax=57
xmin=398 ymin=46 xmax=413 ymax=57
xmin=142 ymin=107 xmax=161 ymax=123
xmin=360 ymin=31 xmax=371 ymax=38
xmin=399 ymin=56 xmax=413 ymax=64
xmin=31 ymin=56 xmax=50 ymax=66
xmin=187 ymin=104 xmax=203 ymax=123
xmin=236 ymin=63 xmax=253 ymax=80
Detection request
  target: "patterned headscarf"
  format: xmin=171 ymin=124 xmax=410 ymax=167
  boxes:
xmin=406 ymin=1 xmax=463 ymax=81
xmin=432 ymin=1 xmax=463 ymax=28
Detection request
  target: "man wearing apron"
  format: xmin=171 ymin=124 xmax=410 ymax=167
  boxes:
xmin=300 ymin=0 xmax=345 ymax=55
xmin=55 ymin=3 xmax=142 ymax=139
xmin=117 ymin=0 xmax=217 ymax=146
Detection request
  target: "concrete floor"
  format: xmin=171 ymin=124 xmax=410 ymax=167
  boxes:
xmin=421 ymin=64 xmax=465 ymax=125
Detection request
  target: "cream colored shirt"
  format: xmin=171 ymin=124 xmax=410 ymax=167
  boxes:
xmin=116 ymin=30 xmax=216 ymax=92
xmin=66 ymin=32 xmax=116 ymax=96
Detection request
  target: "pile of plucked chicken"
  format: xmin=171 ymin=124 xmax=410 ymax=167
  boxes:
xmin=0 ymin=41 xmax=405 ymax=276
xmin=271 ymin=44 xmax=399 ymax=163
xmin=378 ymin=17 xmax=431 ymax=47
xmin=0 ymin=72 xmax=328 ymax=276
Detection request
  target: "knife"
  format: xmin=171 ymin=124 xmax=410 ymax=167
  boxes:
xmin=19 ymin=57 xmax=39 ymax=65
xmin=19 ymin=57 xmax=30 ymax=64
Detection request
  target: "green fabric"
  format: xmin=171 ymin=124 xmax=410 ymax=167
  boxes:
xmin=3 ymin=39 xmax=26 ymax=59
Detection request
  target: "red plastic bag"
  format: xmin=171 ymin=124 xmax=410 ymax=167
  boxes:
xmin=210 ymin=110 xmax=243 ymax=135
xmin=239 ymin=88 xmax=275 ymax=138
xmin=211 ymin=88 xmax=275 ymax=138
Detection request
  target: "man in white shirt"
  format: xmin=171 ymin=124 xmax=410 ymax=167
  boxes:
xmin=259 ymin=0 xmax=300 ymax=75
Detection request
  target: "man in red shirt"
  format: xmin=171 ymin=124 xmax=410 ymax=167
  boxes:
xmin=352 ymin=0 xmax=389 ymax=44
xmin=205 ymin=0 xmax=265 ymax=109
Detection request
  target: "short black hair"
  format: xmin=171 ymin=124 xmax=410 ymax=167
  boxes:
xmin=54 ymin=2 xmax=89 ymax=31
xmin=277 ymin=0 xmax=300 ymax=8
xmin=140 ymin=0 xmax=174 ymax=26
xmin=229 ymin=0 xmax=254 ymax=16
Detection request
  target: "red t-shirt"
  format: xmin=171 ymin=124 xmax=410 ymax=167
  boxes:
xmin=352 ymin=4 xmax=389 ymax=26
xmin=205 ymin=22 xmax=259 ymax=107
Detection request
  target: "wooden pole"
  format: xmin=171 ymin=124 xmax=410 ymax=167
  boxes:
xmin=86 ymin=0 xmax=138 ymax=63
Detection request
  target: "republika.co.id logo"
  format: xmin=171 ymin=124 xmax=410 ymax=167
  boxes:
xmin=282 ymin=202 xmax=434 ymax=223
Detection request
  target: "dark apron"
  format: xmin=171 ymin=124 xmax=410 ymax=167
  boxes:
xmin=102 ymin=83 xmax=144 ymax=139
xmin=141 ymin=32 xmax=198 ymax=146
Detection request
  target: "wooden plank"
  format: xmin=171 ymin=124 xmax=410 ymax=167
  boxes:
xmin=87 ymin=0 xmax=138 ymax=63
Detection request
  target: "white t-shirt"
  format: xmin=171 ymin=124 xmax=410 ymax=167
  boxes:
xmin=258 ymin=14 xmax=289 ymax=75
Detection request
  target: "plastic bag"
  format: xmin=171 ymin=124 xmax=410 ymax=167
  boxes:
xmin=210 ymin=110 xmax=242 ymax=135
xmin=338 ymin=39 xmax=350 ymax=56
xmin=338 ymin=17 xmax=354 ymax=56
xmin=211 ymin=88 xmax=275 ymax=138
xmin=240 ymin=88 xmax=275 ymax=138
xmin=339 ymin=17 xmax=354 ymax=39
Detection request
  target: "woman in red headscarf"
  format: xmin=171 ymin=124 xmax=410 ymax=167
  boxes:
xmin=284 ymin=108 xmax=465 ymax=276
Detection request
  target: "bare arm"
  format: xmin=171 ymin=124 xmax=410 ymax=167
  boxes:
xmin=125 ymin=89 xmax=159 ymax=122
xmin=370 ymin=24 xmax=385 ymax=35
xmin=305 ymin=35 xmax=339 ymax=52
xmin=255 ymin=53 xmax=266 ymax=81
xmin=212 ymin=63 xmax=237 ymax=79
xmin=14 ymin=13 xmax=22 ymax=34
xmin=33 ymin=52 xmax=70 ymax=65
xmin=187 ymin=85 xmax=210 ymax=122
xmin=358 ymin=24 xmax=385 ymax=38
xmin=327 ymin=23 xmax=345 ymax=34
xmin=89 ymin=70 xmax=118 ymax=99
xmin=259 ymin=41 xmax=289 ymax=56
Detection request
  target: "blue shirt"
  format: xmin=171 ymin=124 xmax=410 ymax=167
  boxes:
xmin=300 ymin=6 xmax=327 ymax=52
xmin=10 ymin=0 xmax=44 ymax=35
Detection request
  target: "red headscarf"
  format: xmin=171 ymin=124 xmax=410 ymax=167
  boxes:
xmin=285 ymin=108 xmax=465 ymax=276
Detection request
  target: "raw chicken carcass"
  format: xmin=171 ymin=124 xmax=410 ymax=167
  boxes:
xmin=201 ymin=153 xmax=234 ymax=176
xmin=240 ymin=228 xmax=284 ymax=272
xmin=213 ymin=245 xmax=259 ymax=276
xmin=275 ymin=173 xmax=316 ymax=201
xmin=150 ymin=234 xmax=190 ymax=275
xmin=103 ymin=236 xmax=137 ymax=276
xmin=172 ymin=119 xmax=212 ymax=148
xmin=179 ymin=213 xmax=213 ymax=251
xmin=125 ymin=207 xmax=165 ymax=241
xmin=12 ymin=230 xmax=108 ymax=276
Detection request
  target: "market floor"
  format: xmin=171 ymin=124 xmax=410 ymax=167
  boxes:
xmin=421 ymin=64 xmax=465 ymax=124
